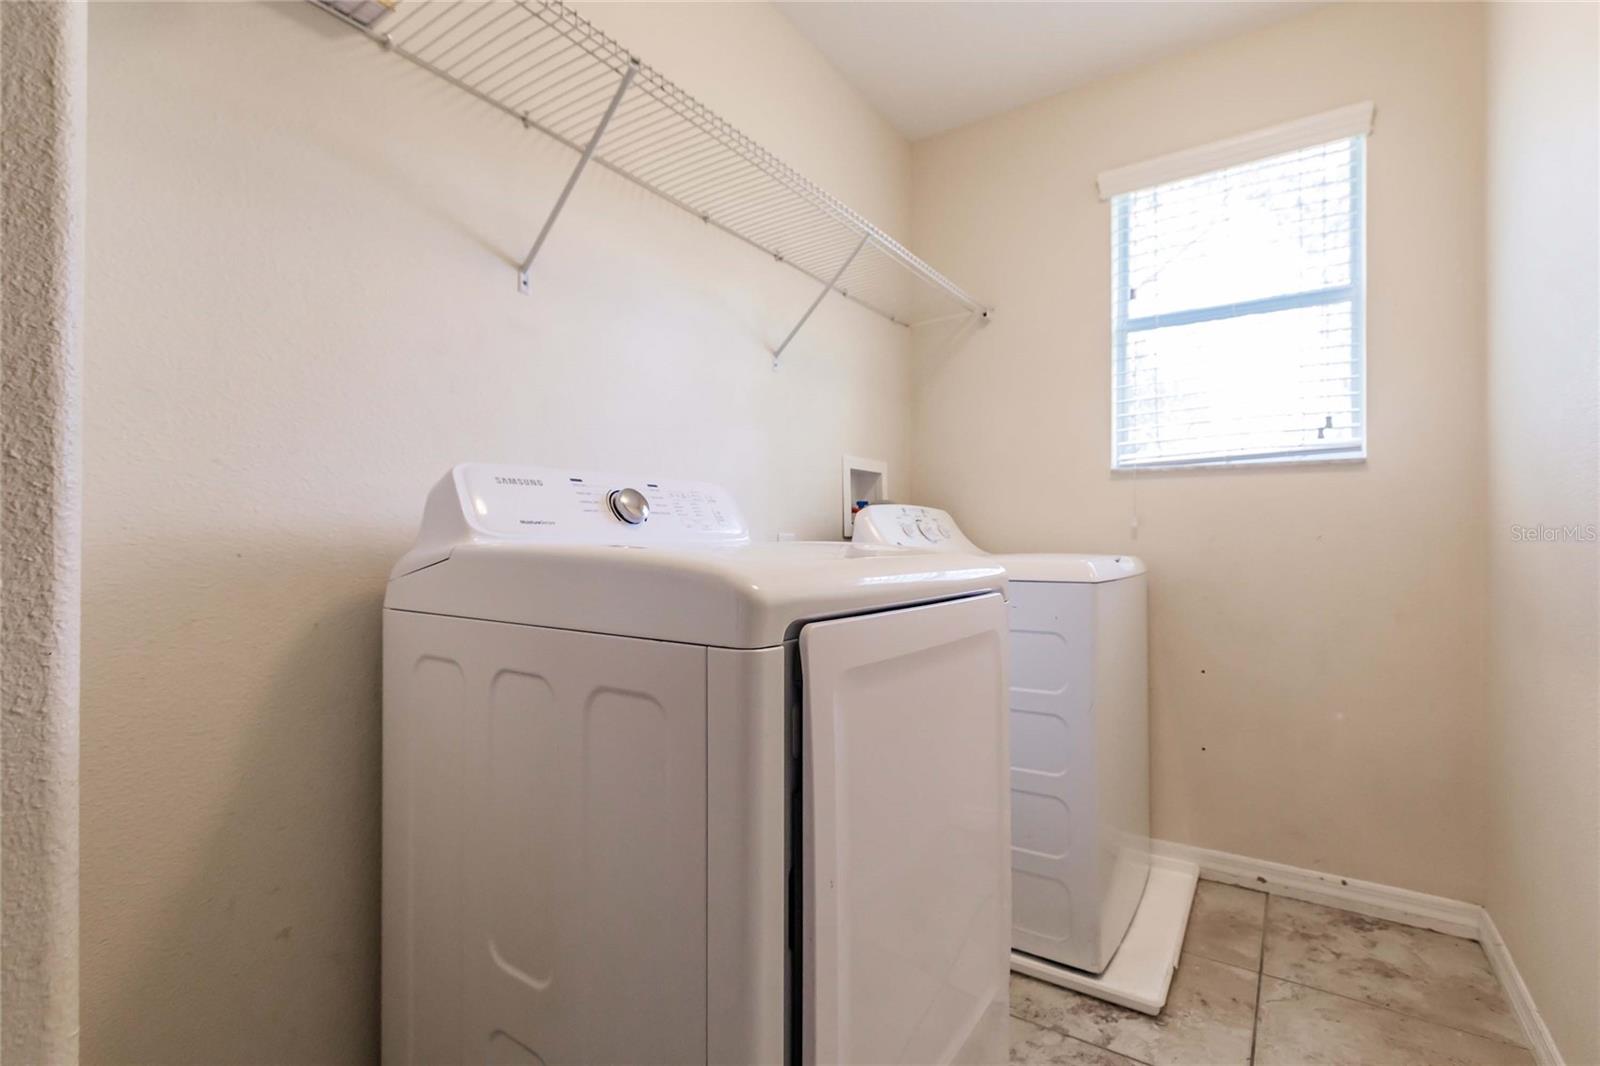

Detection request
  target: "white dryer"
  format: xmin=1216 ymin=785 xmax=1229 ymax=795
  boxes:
xmin=383 ymin=465 xmax=1012 ymax=1065
xmin=853 ymin=504 xmax=1195 ymax=1015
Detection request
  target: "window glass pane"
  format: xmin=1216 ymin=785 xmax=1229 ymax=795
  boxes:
xmin=1111 ymin=133 xmax=1364 ymax=468
xmin=1123 ymin=140 xmax=1355 ymax=321
xmin=1115 ymin=301 xmax=1360 ymax=466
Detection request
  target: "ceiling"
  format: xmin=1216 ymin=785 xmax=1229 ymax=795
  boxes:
xmin=776 ymin=2 xmax=1322 ymax=141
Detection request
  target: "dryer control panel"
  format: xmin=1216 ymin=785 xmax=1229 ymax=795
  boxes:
xmin=455 ymin=463 xmax=748 ymax=544
xmin=851 ymin=504 xmax=982 ymax=554
xmin=402 ymin=463 xmax=750 ymax=571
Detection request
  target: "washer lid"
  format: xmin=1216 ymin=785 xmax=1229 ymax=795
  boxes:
xmin=995 ymin=553 xmax=1146 ymax=583
xmin=851 ymin=502 xmax=1144 ymax=583
xmin=387 ymin=465 xmax=1005 ymax=648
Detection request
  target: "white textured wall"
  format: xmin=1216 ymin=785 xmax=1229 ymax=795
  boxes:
xmin=0 ymin=2 xmax=85 ymax=1061
xmin=1484 ymin=4 xmax=1600 ymax=1063
xmin=910 ymin=2 xmax=1490 ymax=900
xmin=83 ymin=2 xmax=912 ymax=1060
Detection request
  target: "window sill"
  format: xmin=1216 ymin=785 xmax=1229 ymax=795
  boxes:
xmin=1110 ymin=450 xmax=1367 ymax=474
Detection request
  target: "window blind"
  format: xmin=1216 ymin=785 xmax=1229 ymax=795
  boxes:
xmin=1110 ymin=135 xmax=1366 ymax=469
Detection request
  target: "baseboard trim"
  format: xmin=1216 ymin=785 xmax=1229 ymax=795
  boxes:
xmin=1151 ymin=839 xmax=1563 ymax=1065
xmin=1150 ymin=839 xmax=1481 ymax=937
xmin=1477 ymin=907 xmax=1564 ymax=1066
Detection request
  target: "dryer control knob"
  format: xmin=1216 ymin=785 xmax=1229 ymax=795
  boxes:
xmin=608 ymin=487 xmax=651 ymax=525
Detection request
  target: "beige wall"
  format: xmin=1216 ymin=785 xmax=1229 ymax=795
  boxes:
xmin=909 ymin=2 xmax=1490 ymax=900
xmin=80 ymin=1 xmax=1600 ymax=1060
xmin=1484 ymin=4 xmax=1600 ymax=1063
xmin=83 ymin=2 xmax=912 ymax=1059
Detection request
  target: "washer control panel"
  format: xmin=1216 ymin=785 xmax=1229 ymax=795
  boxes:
xmin=448 ymin=463 xmax=748 ymax=545
xmin=850 ymin=503 xmax=979 ymax=553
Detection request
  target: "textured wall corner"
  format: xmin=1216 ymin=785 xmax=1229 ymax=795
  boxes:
xmin=1 ymin=2 xmax=86 ymax=1062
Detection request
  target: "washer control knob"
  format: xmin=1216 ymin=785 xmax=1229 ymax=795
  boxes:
xmin=608 ymin=487 xmax=650 ymax=525
xmin=916 ymin=517 xmax=938 ymax=541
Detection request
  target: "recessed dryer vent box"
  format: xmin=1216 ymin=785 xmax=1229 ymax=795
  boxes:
xmin=842 ymin=455 xmax=888 ymax=539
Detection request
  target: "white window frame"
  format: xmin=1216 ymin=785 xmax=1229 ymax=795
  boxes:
xmin=1101 ymin=104 xmax=1373 ymax=471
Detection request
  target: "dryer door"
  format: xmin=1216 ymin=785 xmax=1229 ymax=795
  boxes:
xmin=800 ymin=593 xmax=1010 ymax=1066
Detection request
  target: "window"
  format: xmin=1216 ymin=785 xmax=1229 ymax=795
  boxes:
xmin=1105 ymin=110 xmax=1369 ymax=470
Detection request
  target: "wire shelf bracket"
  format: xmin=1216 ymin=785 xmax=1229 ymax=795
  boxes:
xmin=311 ymin=0 xmax=993 ymax=360
xmin=773 ymin=233 xmax=868 ymax=367
xmin=517 ymin=59 xmax=635 ymax=294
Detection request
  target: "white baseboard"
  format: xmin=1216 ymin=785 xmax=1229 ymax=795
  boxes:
xmin=1477 ymin=908 xmax=1564 ymax=1066
xmin=1151 ymin=838 xmax=1482 ymax=937
xmin=1151 ymin=839 xmax=1563 ymax=1065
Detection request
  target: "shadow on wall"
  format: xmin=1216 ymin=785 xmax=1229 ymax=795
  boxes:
xmin=85 ymin=541 xmax=387 ymax=1064
xmin=251 ymin=0 xmax=551 ymax=270
xmin=911 ymin=310 xmax=988 ymax=381
xmin=251 ymin=0 xmax=873 ymax=360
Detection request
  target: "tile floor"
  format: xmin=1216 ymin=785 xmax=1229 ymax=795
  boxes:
xmin=1010 ymin=881 xmax=1534 ymax=1066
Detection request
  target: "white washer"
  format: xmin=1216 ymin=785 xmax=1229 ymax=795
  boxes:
xmin=853 ymin=504 xmax=1195 ymax=1015
xmin=383 ymin=465 xmax=1012 ymax=1065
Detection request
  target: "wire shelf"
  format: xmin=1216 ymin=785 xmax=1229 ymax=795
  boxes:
xmin=313 ymin=0 xmax=991 ymax=356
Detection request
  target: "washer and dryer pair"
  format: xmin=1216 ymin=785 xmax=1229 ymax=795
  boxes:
xmin=852 ymin=504 xmax=1197 ymax=1015
xmin=383 ymin=465 xmax=1012 ymax=1066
